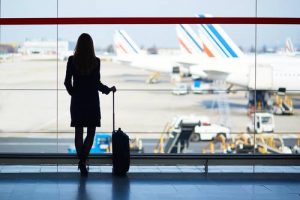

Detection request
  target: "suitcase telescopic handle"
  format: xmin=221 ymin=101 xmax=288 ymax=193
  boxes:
xmin=113 ymin=91 xmax=115 ymax=132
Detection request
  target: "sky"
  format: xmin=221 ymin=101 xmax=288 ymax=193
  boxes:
xmin=0 ymin=0 xmax=300 ymax=50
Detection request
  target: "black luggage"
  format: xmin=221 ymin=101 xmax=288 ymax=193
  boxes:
xmin=112 ymin=92 xmax=130 ymax=176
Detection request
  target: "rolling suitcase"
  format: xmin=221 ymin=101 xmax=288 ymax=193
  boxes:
xmin=112 ymin=92 xmax=130 ymax=176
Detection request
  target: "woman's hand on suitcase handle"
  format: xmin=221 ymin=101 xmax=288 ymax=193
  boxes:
xmin=110 ymin=86 xmax=117 ymax=93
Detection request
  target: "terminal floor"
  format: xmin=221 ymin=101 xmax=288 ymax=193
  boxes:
xmin=0 ymin=168 xmax=300 ymax=200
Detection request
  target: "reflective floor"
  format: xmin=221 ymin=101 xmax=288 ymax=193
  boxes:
xmin=0 ymin=169 xmax=300 ymax=200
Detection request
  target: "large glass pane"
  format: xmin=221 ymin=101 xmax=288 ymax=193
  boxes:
xmin=2 ymin=0 xmax=57 ymax=18
xmin=57 ymin=24 xmax=256 ymax=155
xmin=253 ymin=0 xmax=300 ymax=156
xmin=58 ymin=0 xmax=255 ymax=17
xmin=0 ymin=26 xmax=57 ymax=89
xmin=257 ymin=0 xmax=300 ymax=17
xmin=0 ymin=91 xmax=57 ymax=153
xmin=0 ymin=1 xmax=58 ymax=154
xmin=2 ymin=0 xmax=298 ymax=158
xmin=255 ymin=25 xmax=300 ymax=155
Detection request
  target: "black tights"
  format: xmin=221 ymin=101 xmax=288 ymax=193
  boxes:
xmin=75 ymin=126 xmax=96 ymax=164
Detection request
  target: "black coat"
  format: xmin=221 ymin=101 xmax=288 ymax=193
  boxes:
xmin=64 ymin=56 xmax=111 ymax=127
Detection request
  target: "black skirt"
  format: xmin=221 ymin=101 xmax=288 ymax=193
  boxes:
xmin=70 ymin=91 xmax=101 ymax=127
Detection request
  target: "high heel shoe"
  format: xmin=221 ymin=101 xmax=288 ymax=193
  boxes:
xmin=78 ymin=161 xmax=88 ymax=177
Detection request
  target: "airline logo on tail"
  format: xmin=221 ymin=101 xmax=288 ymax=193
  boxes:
xmin=285 ymin=38 xmax=295 ymax=54
xmin=197 ymin=14 xmax=244 ymax=58
xmin=114 ymin=30 xmax=141 ymax=55
xmin=176 ymin=24 xmax=214 ymax=57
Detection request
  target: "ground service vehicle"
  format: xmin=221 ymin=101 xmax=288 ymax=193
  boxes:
xmin=172 ymin=83 xmax=189 ymax=95
xmin=191 ymin=79 xmax=213 ymax=94
xmin=171 ymin=115 xmax=231 ymax=142
xmin=193 ymin=122 xmax=230 ymax=141
xmin=246 ymin=112 xmax=274 ymax=133
xmin=68 ymin=133 xmax=144 ymax=154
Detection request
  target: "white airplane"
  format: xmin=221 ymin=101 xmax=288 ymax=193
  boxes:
xmin=174 ymin=24 xmax=214 ymax=67
xmin=197 ymin=14 xmax=244 ymax=58
xmin=175 ymin=15 xmax=300 ymax=113
xmin=180 ymin=14 xmax=300 ymax=95
xmin=279 ymin=38 xmax=300 ymax=57
xmin=284 ymin=38 xmax=295 ymax=56
xmin=114 ymin=30 xmax=177 ymax=72
xmin=114 ymin=30 xmax=206 ymax=83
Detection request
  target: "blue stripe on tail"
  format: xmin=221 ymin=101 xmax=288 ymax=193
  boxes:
xmin=118 ymin=31 xmax=139 ymax=54
xmin=179 ymin=24 xmax=203 ymax=52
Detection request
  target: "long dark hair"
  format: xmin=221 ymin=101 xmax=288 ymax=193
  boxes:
xmin=74 ymin=33 xmax=97 ymax=75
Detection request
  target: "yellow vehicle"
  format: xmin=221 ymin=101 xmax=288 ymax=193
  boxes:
xmin=231 ymin=133 xmax=292 ymax=154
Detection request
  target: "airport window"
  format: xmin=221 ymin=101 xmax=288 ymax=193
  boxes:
xmin=0 ymin=0 xmax=299 ymax=158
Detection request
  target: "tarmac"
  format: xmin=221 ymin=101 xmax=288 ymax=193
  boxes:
xmin=0 ymin=59 xmax=299 ymax=153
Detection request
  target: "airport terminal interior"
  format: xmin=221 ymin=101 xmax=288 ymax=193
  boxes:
xmin=0 ymin=0 xmax=300 ymax=199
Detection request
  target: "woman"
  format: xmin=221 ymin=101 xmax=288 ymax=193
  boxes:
xmin=64 ymin=33 xmax=116 ymax=176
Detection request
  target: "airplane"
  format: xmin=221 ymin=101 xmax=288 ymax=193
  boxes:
xmin=197 ymin=14 xmax=244 ymax=58
xmin=114 ymin=22 xmax=300 ymax=109
xmin=279 ymin=38 xmax=300 ymax=57
xmin=176 ymin=24 xmax=209 ymax=57
xmin=284 ymin=38 xmax=295 ymax=56
xmin=113 ymin=29 xmax=207 ymax=83
xmin=176 ymin=15 xmax=300 ymax=113
xmin=179 ymin=14 xmax=300 ymax=94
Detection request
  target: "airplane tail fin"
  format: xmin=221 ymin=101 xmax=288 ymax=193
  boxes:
xmin=176 ymin=24 xmax=211 ymax=56
xmin=285 ymin=37 xmax=295 ymax=54
xmin=113 ymin=30 xmax=141 ymax=56
xmin=197 ymin=14 xmax=244 ymax=58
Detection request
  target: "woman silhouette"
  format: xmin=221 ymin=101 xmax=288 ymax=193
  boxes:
xmin=64 ymin=33 xmax=116 ymax=176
